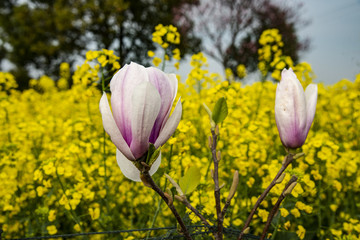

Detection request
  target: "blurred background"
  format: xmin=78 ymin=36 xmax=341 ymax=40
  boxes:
xmin=0 ymin=0 xmax=359 ymax=89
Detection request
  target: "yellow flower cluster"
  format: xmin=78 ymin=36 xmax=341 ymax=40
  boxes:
xmin=85 ymin=49 xmax=120 ymax=70
xmin=236 ymin=64 xmax=247 ymax=79
xmin=152 ymin=24 xmax=180 ymax=48
xmin=149 ymin=24 xmax=181 ymax=69
xmin=0 ymin=29 xmax=359 ymax=239
xmin=257 ymin=28 xmax=296 ymax=81
xmin=0 ymin=72 xmax=18 ymax=93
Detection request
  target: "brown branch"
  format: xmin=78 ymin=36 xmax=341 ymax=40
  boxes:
xmin=220 ymin=200 xmax=231 ymax=220
xmin=176 ymin=196 xmax=211 ymax=226
xmin=141 ymin=171 xmax=193 ymax=240
xmin=237 ymin=153 xmax=294 ymax=240
xmin=211 ymin=127 xmax=224 ymax=240
xmin=260 ymin=175 xmax=298 ymax=240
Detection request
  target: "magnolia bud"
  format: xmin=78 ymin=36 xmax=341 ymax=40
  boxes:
xmin=275 ymin=68 xmax=317 ymax=149
xmin=227 ymin=170 xmax=239 ymax=202
xmin=284 ymin=182 xmax=297 ymax=196
xmin=216 ymin=151 xmax=221 ymax=162
xmin=276 ymin=172 xmax=286 ymax=184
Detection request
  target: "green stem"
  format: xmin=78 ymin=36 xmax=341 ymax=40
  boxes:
xmin=145 ymin=195 xmax=163 ymax=239
xmin=210 ymin=129 xmax=223 ymax=240
xmin=161 ymin=49 xmax=166 ymax=71
xmin=100 ymin=67 xmax=110 ymax=215
xmin=146 ymin=145 xmax=173 ymax=239
xmin=55 ymin=170 xmax=85 ymax=236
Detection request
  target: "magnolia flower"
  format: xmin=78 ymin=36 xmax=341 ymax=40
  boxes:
xmin=275 ymin=68 xmax=317 ymax=149
xmin=99 ymin=62 xmax=182 ymax=181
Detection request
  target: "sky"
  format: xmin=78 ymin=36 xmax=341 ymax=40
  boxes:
xmin=176 ymin=0 xmax=360 ymax=85
xmin=1 ymin=0 xmax=359 ymax=85
xmin=299 ymin=0 xmax=360 ymax=84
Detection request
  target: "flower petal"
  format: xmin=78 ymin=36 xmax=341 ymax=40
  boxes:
xmin=304 ymin=84 xmax=318 ymax=134
xmin=146 ymin=68 xmax=176 ymax=143
xmin=99 ymin=92 xmax=135 ymax=160
xmin=130 ymin=81 xmax=161 ymax=159
xmin=275 ymin=68 xmax=307 ymax=148
xmin=110 ymin=62 xmax=149 ymax=145
xmin=116 ymin=149 xmax=161 ymax=182
xmin=154 ymin=98 xmax=182 ymax=148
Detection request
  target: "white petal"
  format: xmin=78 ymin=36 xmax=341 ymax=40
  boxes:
xmin=304 ymin=84 xmax=318 ymax=133
xmin=160 ymin=73 xmax=179 ymax=129
xmin=99 ymin=92 xmax=135 ymax=160
xmin=116 ymin=149 xmax=161 ymax=182
xmin=130 ymin=82 xmax=161 ymax=159
xmin=166 ymin=73 xmax=178 ymax=103
xmin=149 ymin=151 xmax=162 ymax=176
xmin=110 ymin=62 xmax=149 ymax=143
xmin=154 ymin=98 xmax=182 ymax=148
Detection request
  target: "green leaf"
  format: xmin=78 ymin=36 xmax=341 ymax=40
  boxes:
xmin=212 ymin=97 xmax=228 ymax=124
xmin=179 ymin=166 xmax=201 ymax=195
xmin=146 ymin=143 xmax=157 ymax=164
xmin=203 ymin=103 xmax=216 ymax=128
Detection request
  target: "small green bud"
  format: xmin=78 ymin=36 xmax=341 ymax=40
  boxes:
xmin=227 ymin=170 xmax=239 ymax=202
xmin=284 ymin=182 xmax=297 ymax=196
xmin=276 ymin=172 xmax=286 ymax=184
xmin=165 ymin=173 xmax=184 ymax=196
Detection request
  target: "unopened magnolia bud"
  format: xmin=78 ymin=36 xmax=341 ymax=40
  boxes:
xmin=227 ymin=170 xmax=239 ymax=202
xmin=216 ymin=151 xmax=221 ymax=162
xmin=165 ymin=173 xmax=184 ymax=196
xmin=175 ymin=195 xmax=186 ymax=202
xmin=164 ymin=192 xmax=173 ymax=205
xmin=208 ymin=136 xmax=212 ymax=148
xmin=293 ymin=152 xmax=305 ymax=160
xmin=276 ymin=172 xmax=286 ymax=184
xmin=275 ymin=68 xmax=317 ymax=149
xmin=244 ymin=227 xmax=250 ymax=234
xmin=215 ymin=125 xmax=219 ymax=135
xmin=284 ymin=182 xmax=297 ymax=196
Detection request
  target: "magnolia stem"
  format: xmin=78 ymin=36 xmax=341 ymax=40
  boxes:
xmin=142 ymin=171 xmax=193 ymax=240
xmin=237 ymin=153 xmax=294 ymax=240
xmin=180 ymin=197 xmax=211 ymax=226
xmin=211 ymin=128 xmax=223 ymax=240
xmin=55 ymin=170 xmax=86 ymax=238
xmin=260 ymin=175 xmax=298 ymax=240
xmin=221 ymin=199 xmax=232 ymax=220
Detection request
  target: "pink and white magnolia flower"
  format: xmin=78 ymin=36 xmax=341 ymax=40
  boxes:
xmin=99 ymin=62 xmax=182 ymax=181
xmin=275 ymin=68 xmax=317 ymax=149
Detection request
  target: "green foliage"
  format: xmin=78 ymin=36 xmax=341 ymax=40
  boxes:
xmin=212 ymin=97 xmax=228 ymax=125
xmin=0 ymin=0 xmax=201 ymax=89
xmin=179 ymin=166 xmax=201 ymax=195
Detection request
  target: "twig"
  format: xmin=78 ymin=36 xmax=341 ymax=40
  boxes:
xmin=221 ymin=170 xmax=239 ymax=219
xmin=237 ymin=153 xmax=294 ymax=240
xmin=220 ymin=200 xmax=231 ymax=221
xmin=141 ymin=171 xmax=193 ymax=240
xmin=260 ymin=175 xmax=298 ymax=240
xmin=210 ymin=127 xmax=223 ymax=240
xmin=176 ymin=196 xmax=211 ymax=226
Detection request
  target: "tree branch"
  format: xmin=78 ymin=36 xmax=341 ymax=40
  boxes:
xmin=210 ymin=127 xmax=223 ymax=240
xmin=260 ymin=175 xmax=298 ymax=240
xmin=176 ymin=196 xmax=211 ymax=226
xmin=141 ymin=171 xmax=193 ymax=240
xmin=237 ymin=153 xmax=294 ymax=240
